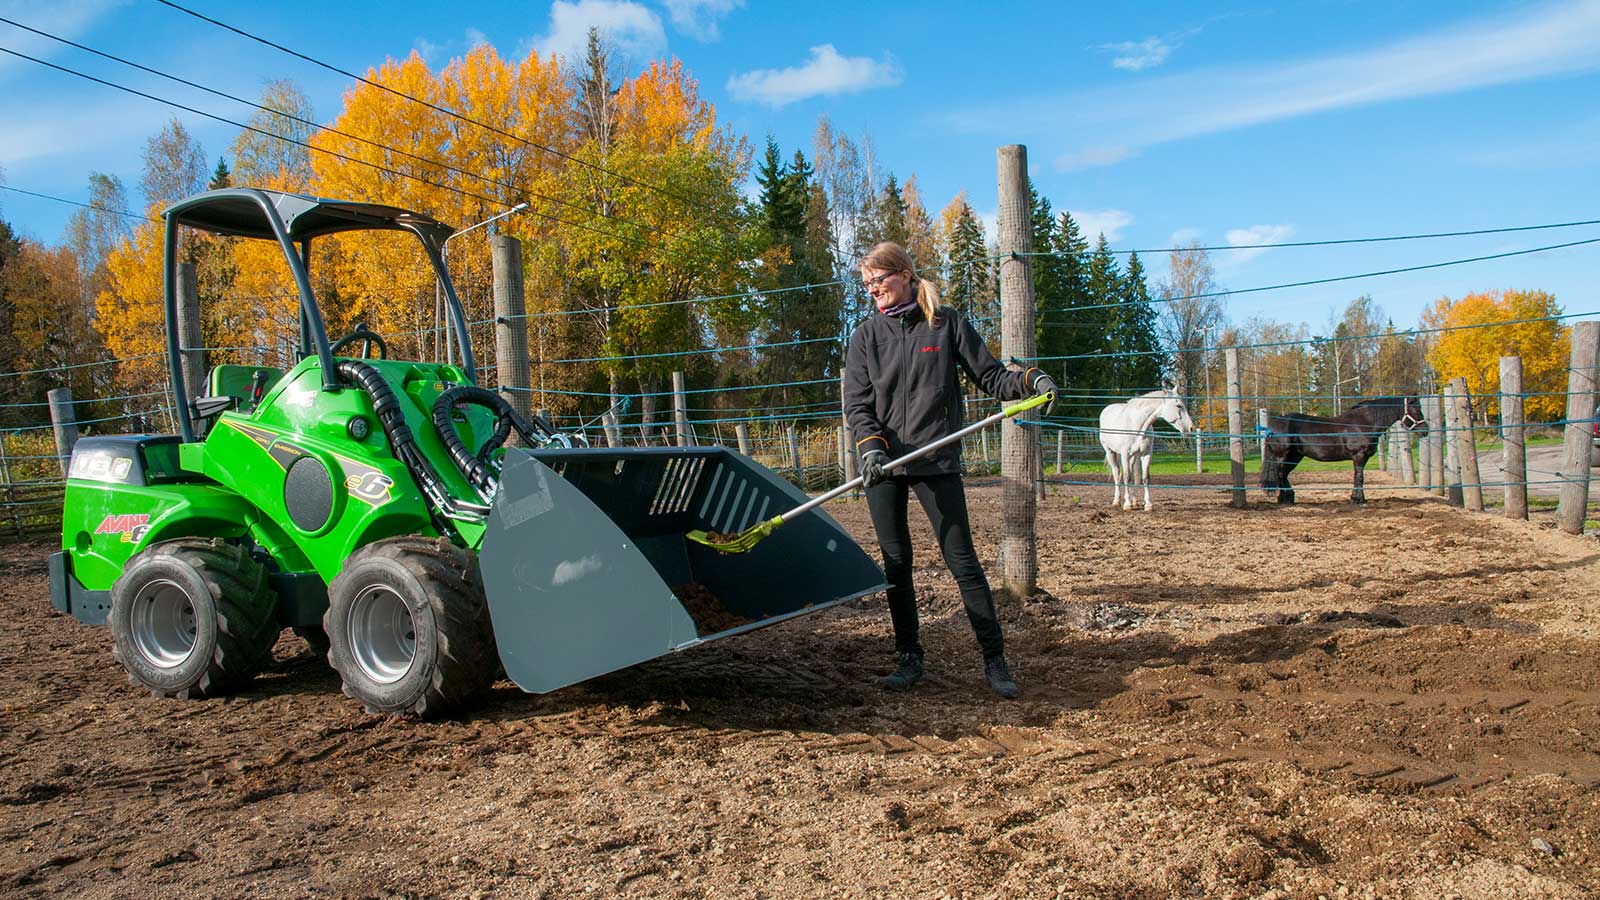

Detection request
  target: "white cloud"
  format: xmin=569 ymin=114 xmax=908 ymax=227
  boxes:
xmin=1071 ymin=209 xmax=1134 ymax=243
xmin=1224 ymin=224 xmax=1296 ymax=264
xmin=413 ymin=28 xmax=490 ymax=65
xmin=1100 ymin=37 xmax=1172 ymax=71
xmin=727 ymin=44 xmax=902 ymax=107
xmin=1169 ymin=227 xmax=1204 ymax=246
xmin=939 ymin=1 xmax=1600 ymax=171
xmin=0 ymin=0 xmax=125 ymax=75
xmin=1056 ymin=144 xmax=1134 ymax=171
xmin=531 ymin=0 xmax=667 ymax=64
xmin=662 ymin=0 xmax=743 ymax=41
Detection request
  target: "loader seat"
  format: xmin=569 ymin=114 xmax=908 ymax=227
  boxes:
xmin=202 ymin=363 xmax=284 ymax=416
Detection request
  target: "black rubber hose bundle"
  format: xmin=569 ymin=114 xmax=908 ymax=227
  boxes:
xmin=431 ymin=385 xmax=555 ymax=493
xmin=336 ymin=360 xmax=452 ymax=506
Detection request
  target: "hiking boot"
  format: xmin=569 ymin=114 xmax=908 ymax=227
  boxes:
xmin=984 ymin=655 xmax=1020 ymax=699
xmin=878 ymin=652 xmax=925 ymax=691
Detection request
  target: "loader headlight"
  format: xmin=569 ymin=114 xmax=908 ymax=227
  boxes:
xmin=347 ymin=416 xmax=371 ymax=440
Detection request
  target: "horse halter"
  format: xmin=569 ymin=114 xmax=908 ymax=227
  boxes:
xmin=1399 ymin=410 xmax=1423 ymax=430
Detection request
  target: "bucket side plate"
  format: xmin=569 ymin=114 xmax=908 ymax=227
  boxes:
xmin=480 ymin=451 xmax=697 ymax=693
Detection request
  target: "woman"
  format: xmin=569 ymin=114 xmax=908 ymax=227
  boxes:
xmin=843 ymin=242 xmax=1055 ymax=699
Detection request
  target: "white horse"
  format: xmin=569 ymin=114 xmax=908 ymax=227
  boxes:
xmin=1098 ymin=387 xmax=1195 ymax=511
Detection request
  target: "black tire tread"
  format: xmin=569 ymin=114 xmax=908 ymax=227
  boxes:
xmin=111 ymin=537 xmax=280 ymax=699
xmin=327 ymin=536 xmax=497 ymax=718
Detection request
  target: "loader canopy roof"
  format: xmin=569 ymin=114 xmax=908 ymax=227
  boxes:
xmin=163 ymin=188 xmax=455 ymax=244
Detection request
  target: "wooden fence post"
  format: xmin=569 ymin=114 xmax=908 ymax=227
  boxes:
xmin=1226 ymin=348 xmax=1246 ymax=508
xmin=48 ymin=388 xmax=78 ymax=476
xmin=1450 ymin=377 xmax=1483 ymax=511
xmin=1500 ymin=355 xmax=1527 ymax=520
xmin=735 ymin=423 xmax=751 ymax=457
xmin=1055 ymin=430 xmax=1064 ymax=477
xmin=786 ymin=424 xmax=803 ymax=485
xmin=1427 ymin=395 xmax=1440 ymax=486
xmin=1431 ymin=394 xmax=1449 ymax=498
xmin=997 ymin=143 xmax=1039 ymax=597
xmin=175 ymin=262 xmax=206 ymax=435
xmin=671 ymin=371 xmax=692 ymax=447
xmin=602 ymin=410 xmax=621 ymax=447
xmin=491 ymin=234 xmax=531 ymax=437
xmin=0 ymin=430 xmax=19 ymax=537
xmin=1399 ymin=423 xmax=1415 ymax=485
xmin=1556 ymin=321 xmax=1597 ymax=534
xmin=1440 ymin=392 xmax=1462 ymax=505
xmin=1258 ymin=408 xmax=1268 ymax=464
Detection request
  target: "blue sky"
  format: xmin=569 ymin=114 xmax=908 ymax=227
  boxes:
xmin=1 ymin=0 xmax=1597 ymax=334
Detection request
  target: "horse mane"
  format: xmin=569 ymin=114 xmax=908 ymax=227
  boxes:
xmin=1350 ymin=396 xmax=1407 ymax=410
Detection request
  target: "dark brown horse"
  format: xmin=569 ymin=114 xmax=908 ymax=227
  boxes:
xmin=1261 ymin=396 xmax=1427 ymax=504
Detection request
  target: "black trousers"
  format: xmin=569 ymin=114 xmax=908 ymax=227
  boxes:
xmin=864 ymin=472 xmax=1004 ymax=660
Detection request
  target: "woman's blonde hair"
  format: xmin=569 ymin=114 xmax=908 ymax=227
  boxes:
xmin=860 ymin=241 xmax=940 ymax=325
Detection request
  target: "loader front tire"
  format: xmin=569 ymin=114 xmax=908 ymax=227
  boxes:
xmin=109 ymin=538 xmax=280 ymax=699
xmin=324 ymin=537 xmax=497 ymax=718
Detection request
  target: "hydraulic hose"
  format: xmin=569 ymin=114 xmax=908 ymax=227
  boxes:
xmin=336 ymin=360 xmax=475 ymax=519
xmin=431 ymin=385 xmax=561 ymax=493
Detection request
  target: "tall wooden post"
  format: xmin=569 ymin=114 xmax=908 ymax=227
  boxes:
xmin=1500 ymin=355 xmax=1527 ymax=520
xmin=1258 ymin=408 xmax=1269 ymax=464
xmin=735 ymin=423 xmax=751 ymax=457
xmin=671 ymin=371 xmax=692 ymax=447
xmin=491 ymin=234 xmax=531 ymax=432
xmin=48 ymin=388 xmax=78 ymax=475
xmin=1226 ymin=348 xmax=1246 ymax=508
xmin=1556 ymin=321 xmax=1597 ymax=534
xmin=1441 ymin=391 xmax=1463 ymax=505
xmin=0 ymin=430 xmax=19 ymax=537
xmin=996 ymin=144 xmax=1039 ymax=597
xmin=602 ymin=410 xmax=621 ymax=448
xmin=1399 ymin=423 xmax=1415 ymax=485
xmin=175 ymin=262 xmax=206 ymax=434
xmin=1427 ymin=395 xmax=1440 ymax=486
xmin=786 ymin=424 xmax=803 ymax=485
xmin=1055 ymin=430 xmax=1064 ymax=477
xmin=1430 ymin=394 xmax=1449 ymax=498
xmin=1451 ymin=377 xmax=1483 ymax=511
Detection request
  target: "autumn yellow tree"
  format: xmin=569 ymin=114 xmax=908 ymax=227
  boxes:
xmin=1423 ymin=289 xmax=1570 ymax=421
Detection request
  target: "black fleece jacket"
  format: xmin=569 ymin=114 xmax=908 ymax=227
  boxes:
xmin=843 ymin=303 xmax=1039 ymax=476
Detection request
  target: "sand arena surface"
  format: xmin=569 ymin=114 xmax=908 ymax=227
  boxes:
xmin=2 ymin=470 xmax=1598 ymax=899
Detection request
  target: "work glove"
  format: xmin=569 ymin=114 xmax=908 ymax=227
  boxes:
xmin=1030 ymin=371 xmax=1059 ymax=416
xmin=860 ymin=448 xmax=890 ymax=488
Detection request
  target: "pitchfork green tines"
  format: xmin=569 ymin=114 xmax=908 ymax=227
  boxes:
xmin=687 ymin=391 xmax=1054 ymax=554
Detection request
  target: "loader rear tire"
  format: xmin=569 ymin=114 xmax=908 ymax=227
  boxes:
xmin=324 ymin=537 xmax=497 ymax=718
xmin=109 ymin=538 xmax=280 ymax=699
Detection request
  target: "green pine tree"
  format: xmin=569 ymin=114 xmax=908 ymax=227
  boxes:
xmin=208 ymin=156 xmax=231 ymax=190
xmin=1113 ymin=250 xmax=1164 ymax=392
xmin=871 ymin=175 xmax=908 ymax=248
xmin=1085 ymin=233 xmax=1122 ymax=395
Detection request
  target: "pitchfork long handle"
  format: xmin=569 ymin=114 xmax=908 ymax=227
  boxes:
xmin=773 ymin=392 xmax=1054 ymax=525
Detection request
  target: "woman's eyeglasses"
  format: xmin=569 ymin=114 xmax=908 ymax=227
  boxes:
xmin=862 ymin=271 xmax=904 ymax=289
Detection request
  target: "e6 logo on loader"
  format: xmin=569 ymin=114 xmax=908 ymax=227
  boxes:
xmin=94 ymin=513 xmax=151 ymax=544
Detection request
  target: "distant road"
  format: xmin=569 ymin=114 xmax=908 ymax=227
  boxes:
xmin=1471 ymin=443 xmax=1599 ymax=498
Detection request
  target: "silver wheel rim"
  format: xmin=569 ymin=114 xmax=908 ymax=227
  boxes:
xmin=131 ymin=578 xmax=197 ymax=668
xmin=348 ymin=584 xmax=415 ymax=684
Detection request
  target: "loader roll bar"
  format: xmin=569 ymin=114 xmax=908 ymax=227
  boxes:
xmin=161 ymin=188 xmax=476 ymax=442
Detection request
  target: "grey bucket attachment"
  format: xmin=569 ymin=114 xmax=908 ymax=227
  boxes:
xmin=479 ymin=446 xmax=887 ymax=694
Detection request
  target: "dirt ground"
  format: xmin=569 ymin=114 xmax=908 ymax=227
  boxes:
xmin=3 ymin=470 xmax=1599 ymax=900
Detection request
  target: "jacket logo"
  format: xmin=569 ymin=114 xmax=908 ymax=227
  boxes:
xmin=920 ymin=346 xmax=940 ymax=353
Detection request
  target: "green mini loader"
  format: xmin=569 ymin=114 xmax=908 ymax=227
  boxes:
xmin=50 ymin=188 xmax=888 ymax=717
